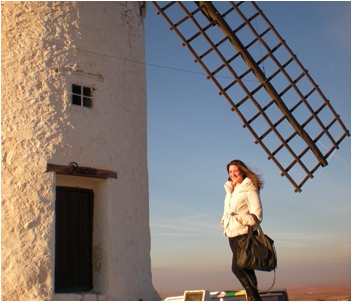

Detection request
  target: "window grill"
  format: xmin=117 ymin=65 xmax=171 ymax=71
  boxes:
xmin=71 ymin=84 xmax=93 ymax=108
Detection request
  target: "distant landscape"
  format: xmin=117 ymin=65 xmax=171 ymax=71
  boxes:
xmin=159 ymin=281 xmax=351 ymax=301
xmin=284 ymin=282 xmax=350 ymax=301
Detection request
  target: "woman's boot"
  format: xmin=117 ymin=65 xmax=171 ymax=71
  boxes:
xmin=238 ymin=277 xmax=261 ymax=301
xmin=245 ymin=269 xmax=258 ymax=288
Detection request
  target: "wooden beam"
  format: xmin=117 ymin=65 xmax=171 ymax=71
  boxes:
xmin=199 ymin=1 xmax=328 ymax=167
xmin=46 ymin=162 xmax=117 ymax=179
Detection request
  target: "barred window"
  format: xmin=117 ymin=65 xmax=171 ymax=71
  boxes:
xmin=71 ymin=84 xmax=93 ymax=108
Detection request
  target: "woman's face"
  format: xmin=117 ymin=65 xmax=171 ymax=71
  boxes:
xmin=228 ymin=164 xmax=244 ymax=185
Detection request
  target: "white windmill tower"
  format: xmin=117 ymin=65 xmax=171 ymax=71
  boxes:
xmin=2 ymin=2 xmax=160 ymax=300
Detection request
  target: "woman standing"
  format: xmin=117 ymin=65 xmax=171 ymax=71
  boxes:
xmin=221 ymin=159 xmax=264 ymax=301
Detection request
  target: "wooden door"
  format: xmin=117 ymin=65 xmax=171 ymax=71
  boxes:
xmin=55 ymin=187 xmax=94 ymax=293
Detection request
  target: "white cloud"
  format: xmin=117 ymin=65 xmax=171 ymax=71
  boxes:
xmin=151 ymin=213 xmax=221 ymax=236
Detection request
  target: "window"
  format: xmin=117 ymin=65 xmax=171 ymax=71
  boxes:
xmin=55 ymin=187 xmax=94 ymax=293
xmin=71 ymin=84 xmax=93 ymax=108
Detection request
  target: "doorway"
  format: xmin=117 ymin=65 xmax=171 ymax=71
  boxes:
xmin=55 ymin=186 xmax=94 ymax=293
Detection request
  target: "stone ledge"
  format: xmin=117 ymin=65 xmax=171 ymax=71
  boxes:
xmin=53 ymin=293 xmax=108 ymax=301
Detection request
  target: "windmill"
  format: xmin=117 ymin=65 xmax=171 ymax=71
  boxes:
xmin=152 ymin=1 xmax=350 ymax=192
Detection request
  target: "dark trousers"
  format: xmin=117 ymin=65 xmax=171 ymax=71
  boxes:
xmin=228 ymin=234 xmax=258 ymax=286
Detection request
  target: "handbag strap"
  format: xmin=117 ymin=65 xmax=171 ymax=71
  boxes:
xmin=249 ymin=213 xmax=265 ymax=241
xmin=244 ymin=269 xmax=276 ymax=292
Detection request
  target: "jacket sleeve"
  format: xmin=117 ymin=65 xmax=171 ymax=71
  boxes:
xmin=220 ymin=192 xmax=230 ymax=226
xmin=221 ymin=181 xmax=234 ymax=226
xmin=241 ymin=190 xmax=262 ymax=226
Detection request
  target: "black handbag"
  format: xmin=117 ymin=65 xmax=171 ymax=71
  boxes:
xmin=237 ymin=214 xmax=277 ymax=272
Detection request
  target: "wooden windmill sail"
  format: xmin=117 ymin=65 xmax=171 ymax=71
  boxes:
xmin=152 ymin=1 xmax=350 ymax=192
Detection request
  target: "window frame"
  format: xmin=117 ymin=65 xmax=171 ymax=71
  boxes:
xmin=71 ymin=83 xmax=93 ymax=108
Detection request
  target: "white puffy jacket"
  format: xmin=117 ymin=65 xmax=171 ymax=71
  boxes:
xmin=221 ymin=177 xmax=262 ymax=238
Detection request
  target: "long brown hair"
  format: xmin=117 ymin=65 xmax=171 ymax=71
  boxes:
xmin=227 ymin=159 xmax=264 ymax=191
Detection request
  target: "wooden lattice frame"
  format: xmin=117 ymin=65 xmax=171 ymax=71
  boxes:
xmin=152 ymin=1 xmax=350 ymax=192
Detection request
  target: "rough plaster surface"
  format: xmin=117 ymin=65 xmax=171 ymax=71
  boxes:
xmin=1 ymin=2 xmax=160 ymax=300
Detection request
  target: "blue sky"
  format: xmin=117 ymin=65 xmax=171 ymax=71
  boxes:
xmin=145 ymin=1 xmax=351 ymax=294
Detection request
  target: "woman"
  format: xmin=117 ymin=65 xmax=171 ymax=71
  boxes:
xmin=221 ymin=159 xmax=264 ymax=301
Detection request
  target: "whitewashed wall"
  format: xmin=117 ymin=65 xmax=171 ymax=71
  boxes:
xmin=1 ymin=2 xmax=160 ymax=300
